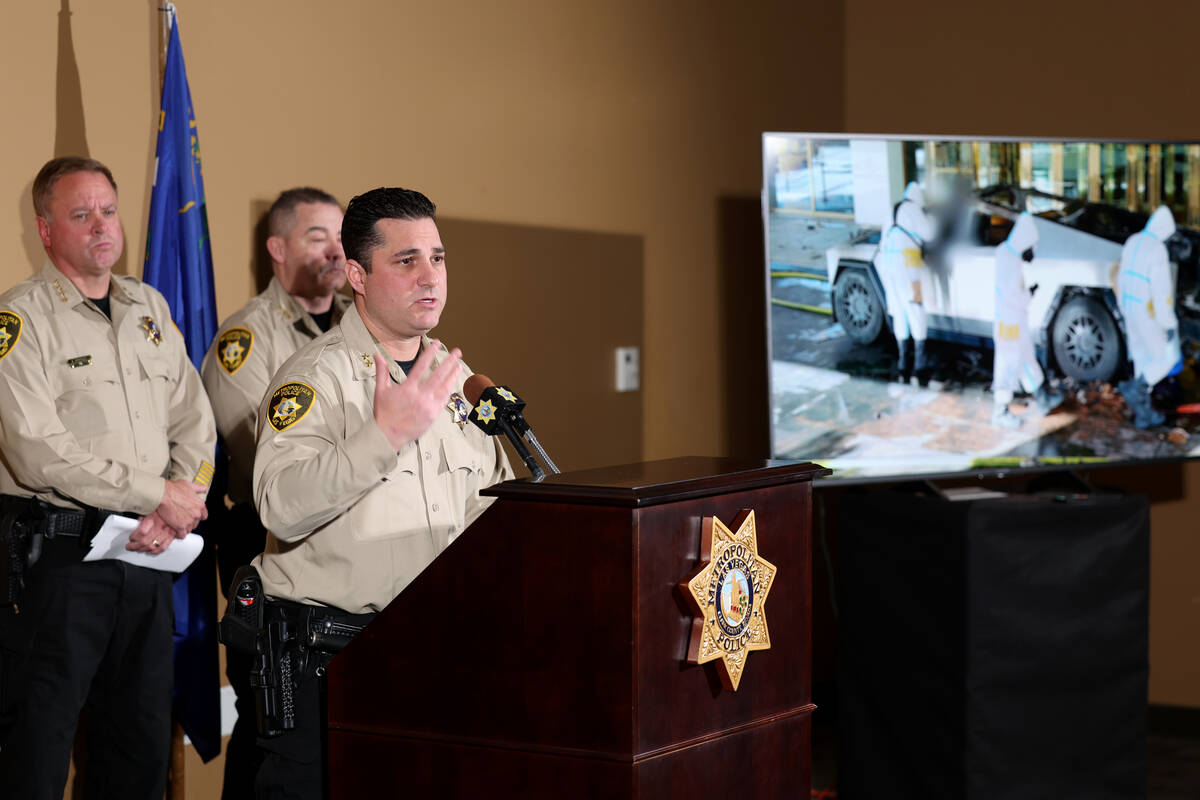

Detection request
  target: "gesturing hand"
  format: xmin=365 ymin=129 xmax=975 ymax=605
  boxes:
xmin=373 ymin=342 xmax=462 ymax=451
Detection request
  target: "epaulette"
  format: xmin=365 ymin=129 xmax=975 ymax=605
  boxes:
xmin=0 ymin=279 xmax=41 ymax=307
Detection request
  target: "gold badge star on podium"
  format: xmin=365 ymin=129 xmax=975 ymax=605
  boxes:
xmin=680 ymin=509 xmax=776 ymax=691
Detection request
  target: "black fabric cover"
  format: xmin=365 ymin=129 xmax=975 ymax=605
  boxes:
xmin=836 ymin=490 xmax=1149 ymax=800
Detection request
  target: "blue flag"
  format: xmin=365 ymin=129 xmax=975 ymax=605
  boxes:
xmin=144 ymin=13 xmax=222 ymax=763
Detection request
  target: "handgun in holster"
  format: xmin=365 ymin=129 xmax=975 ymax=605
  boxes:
xmin=218 ymin=565 xmax=297 ymax=737
xmin=252 ymin=615 xmax=298 ymax=738
xmin=307 ymin=617 xmax=362 ymax=655
xmin=219 ymin=565 xmax=265 ymax=655
xmin=0 ymin=500 xmax=42 ymax=608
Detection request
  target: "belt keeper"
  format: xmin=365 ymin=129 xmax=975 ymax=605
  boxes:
xmin=82 ymin=507 xmax=104 ymax=547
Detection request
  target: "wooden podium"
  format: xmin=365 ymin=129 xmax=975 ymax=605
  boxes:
xmin=326 ymin=457 xmax=823 ymax=798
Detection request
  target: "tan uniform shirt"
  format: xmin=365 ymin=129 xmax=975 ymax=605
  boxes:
xmin=251 ymin=303 xmax=513 ymax=613
xmin=0 ymin=262 xmax=216 ymax=513
xmin=201 ymin=277 xmax=350 ymax=506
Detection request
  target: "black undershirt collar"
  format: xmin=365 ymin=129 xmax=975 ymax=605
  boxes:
xmin=88 ymin=294 xmax=111 ymax=319
xmin=309 ymin=307 xmax=334 ymax=332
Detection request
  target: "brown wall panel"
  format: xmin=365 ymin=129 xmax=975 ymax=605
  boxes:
xmin=433 ymin=218 xmax=643 ymax=472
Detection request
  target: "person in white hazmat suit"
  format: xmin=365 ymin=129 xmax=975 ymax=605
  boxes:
xmin=991 ymin=212 xmax=1058 ymax=427
xmin=1116 ymin=205 xmax=1182 ymax=428
xmin=880 ymin=181 xmax=936 ymax=383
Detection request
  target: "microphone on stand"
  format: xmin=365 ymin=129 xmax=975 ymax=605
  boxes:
xmin=463 ymin=374 xmax=560 ymax=482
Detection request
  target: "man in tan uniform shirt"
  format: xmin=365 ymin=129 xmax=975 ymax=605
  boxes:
xmin=248 ymin=187 xmax=512 ymax=798
xmin=201 ymin=187 xmax=349 ymax=800
xmin=0 ymin=157 xmax=215 ymax=799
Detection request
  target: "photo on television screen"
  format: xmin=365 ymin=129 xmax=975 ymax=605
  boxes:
xmin=764 ymin=134 xmax=1200 ymax=480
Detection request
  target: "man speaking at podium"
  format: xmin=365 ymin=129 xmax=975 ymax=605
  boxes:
xmin=246 ymin=187 xmax=512 ymax=798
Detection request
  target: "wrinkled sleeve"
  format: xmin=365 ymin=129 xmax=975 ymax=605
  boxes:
xmin=164 ymin=320 xmax=217 ymax=491
xmin=0 ymin=313 xmax=165 ymax=513
xmin=253 ymin=373 xmax=398 ymax=542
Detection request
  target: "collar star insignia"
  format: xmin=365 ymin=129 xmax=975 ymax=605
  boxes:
xmin=139 ymin=316 xmax=163 ymax=346
xmin=680 ymin=509 xmax=776 ymax=691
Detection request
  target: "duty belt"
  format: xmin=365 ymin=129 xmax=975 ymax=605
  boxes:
xmin=0 ymin=496 xmax=123 ymax=604
xmin=0 ymin=496 xmax=119 ymax=541
xmin=265 ymin=597 xmax=376 ymax=656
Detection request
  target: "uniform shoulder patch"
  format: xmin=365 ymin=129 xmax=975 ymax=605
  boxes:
xmin=217 ymin=327 xmax=254 ymax=374
xmin=0 ymin=311 xmax=24 ymax=361
xmin=268 ymin=382 xmax=316 ymax=432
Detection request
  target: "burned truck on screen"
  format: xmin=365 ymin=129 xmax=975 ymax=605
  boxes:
xmin=824 ymin=186 xmax=1200 ymax=384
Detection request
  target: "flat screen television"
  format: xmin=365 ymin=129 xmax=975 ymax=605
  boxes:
xmin=763 ymin=133 xmax=1200 ymax=482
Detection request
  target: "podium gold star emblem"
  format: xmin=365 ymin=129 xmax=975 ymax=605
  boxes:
xmin=680 ymin=509 xmax=776 ymax=691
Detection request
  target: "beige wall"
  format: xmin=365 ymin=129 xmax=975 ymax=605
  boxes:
xmin=844 ymin=0 xmax=1200 ymax=709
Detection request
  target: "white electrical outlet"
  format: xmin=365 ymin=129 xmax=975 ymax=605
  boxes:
xmin=615 ymin=346 xmax=640 ymax=392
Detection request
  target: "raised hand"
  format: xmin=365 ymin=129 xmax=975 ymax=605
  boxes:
xmin=373 ymin=342 xmax=462 ymax=451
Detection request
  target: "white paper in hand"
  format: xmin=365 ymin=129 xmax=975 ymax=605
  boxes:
xmin=82 ymin=514 xmax=203 ymax=573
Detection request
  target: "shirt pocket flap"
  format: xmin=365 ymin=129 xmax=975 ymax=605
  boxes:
xmin=440 ymin=434 xmax=480 ymax=474
xmin=137 ymin=350 xmax=173 ymax=380
xmin=136 ymin=350 xmax=175 ymax=429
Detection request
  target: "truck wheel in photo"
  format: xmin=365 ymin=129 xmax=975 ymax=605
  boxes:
xmin=833 ymin=267 xmax=886 ymax=344
xmin=1050 ymin=293 xmax=1123 ymax=383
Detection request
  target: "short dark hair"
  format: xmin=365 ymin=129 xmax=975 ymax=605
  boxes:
xmin=342 ymin=187 xmax=437 ymax=271
xmin=33 ymin=156 xmax=118 ymax=218
xmin=266 ymin=187 xmax=342 ymax=238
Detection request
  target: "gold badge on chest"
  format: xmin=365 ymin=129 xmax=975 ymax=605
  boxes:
xmin=447 ymin=391 xmax=471 ymax=429
xmin=140 ymin=316 xmax=163 ymax=346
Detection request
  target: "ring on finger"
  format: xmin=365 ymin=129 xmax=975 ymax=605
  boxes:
xmin=152 ymin=539 xmax=159 ymax=547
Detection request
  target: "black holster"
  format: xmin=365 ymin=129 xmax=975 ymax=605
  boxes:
xmin=0 ymin=496 xmax=49 ymax=607
xmin=218 ymin=565 xmax=294 ymax=737
xmin=219 ymin=564 xmax=264 ymax=655
xmin=252 ymin=613 xmax=298 ymax=738
xmin=0 ymin=508 xmax=31 ymax=607
xmin=218 ymin=567 xmax=374 ymax=739
xmin=0 ymin=495 xmax=121 ymax=608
